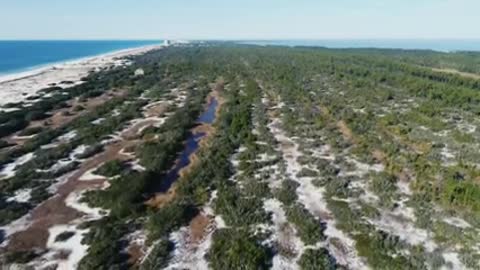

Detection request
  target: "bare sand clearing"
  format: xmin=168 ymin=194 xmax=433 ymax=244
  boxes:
xmin=0 ymin=44 xmax=163 ymax=106
xmin=432 ymin=67 xmax=480 ymax=80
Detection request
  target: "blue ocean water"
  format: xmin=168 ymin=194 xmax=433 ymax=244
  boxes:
xmin=240 ymin=39 xmax=480 ymax=52
xmin=0 ymin=40 xmax=161 ymax=75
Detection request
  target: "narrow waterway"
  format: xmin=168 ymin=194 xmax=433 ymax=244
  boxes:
xmin=157 ymin=97 xmax=218 ymax=192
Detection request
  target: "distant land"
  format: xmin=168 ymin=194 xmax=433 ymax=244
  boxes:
xmin=239 ymin=39 xmax=480 ymax=52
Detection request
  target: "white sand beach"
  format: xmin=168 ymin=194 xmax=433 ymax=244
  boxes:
xmin=0 ymin=44 xmax=164 ymax=107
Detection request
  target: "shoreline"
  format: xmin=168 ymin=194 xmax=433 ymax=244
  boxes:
xmin=0 ymin=43 xmax=165 ymax=106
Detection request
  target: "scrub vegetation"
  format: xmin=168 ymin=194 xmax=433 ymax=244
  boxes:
xmin=1 ymin=43 xmax=480 ymax=270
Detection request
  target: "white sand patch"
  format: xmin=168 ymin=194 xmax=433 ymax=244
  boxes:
xmin=12 ymin=134 xmax=37 ymax=140
xmin=310 ymin=145 xmax=335 ymax=161
xmin=0 ymin=152 xmax=35 ymax=179
xmin=0 ymin=44 xmax=163 ymax=106
xmin=350 ymin=180 xmax=380 ymax=204
xmin=57 ymin=130 xmax=78 ymax=142
xmin=65 ymin=190 xmax=107 ymax=219
xmin=38 ymin=144 xmax=87 ymax=174
xmin=0 ymin=214 xmax=33 ymax=248
xmin=40 ymin=224 xmax=90 ymax=270
xmin=267 ymin=115 xmax=368 ymax=270
xmin=100 ymin=134 xmax=122 ymax=145
xmin=230 ymin=157 xmax=240 ymax=168
xmin=203 ymin=191 xmax=218 ymax=218
xmin=132 ymin=117 xmax=168 ymax=135
xmin=78 ymin=167 xmax=106 ymax=181
xmin=208 ymin=191 xmax=227 ymax=230
xmin=140 ymin=239 xmax=162 ymax=266
xmin=264 ymin=198 xmax=303 ymax=270
xmin=441 ymin=146 xmax=455 ymax=159
xmin=391 ymin=181 xmax=417 ymax=222
xmin=368 ymin=213 xmax=437 ymax=252
xmin=71 ymin=144 xmax=88 ymax=158
xmin=257 ymin=153 xmax=277 ymax=162
xmin=143 ymin=100 xmax=166 ymax=110
xmin=392 ymin=198 xmax=417 ymax=222
xmin=30 ymin=190 xmax=109 ymax=269
xmin=129 ymin=229 xmax=147 ymax=249
xmin=166 ymin=189 xmax=218 ymax=270
xmin=48 ymin=171 xmax=77 ymax=193
xmin=0 ymin=107 xmax=21 ymax=112
xmin=353 ymin=108 xmax=367 ymax=114
xmin=166 ymin=224 xmax=214 ymax=270
xmin=41 ymin=130 xmax=80 ymax=150
xmin=396 ymin=180 xmax=413 ymax=196
xmin=118 ymin=147 xmax=135 ymax=158
xmin=442 ymin=217 xmax=471 ymax=229
xmin=102 ymin=181 xmax=111 ymax=190
xmin=457 ymin=122 xmax=476 ymax=134
xmin=130 ymin=159 xmax=146 ymax=172
xmin=122 ymin=229 xmax=148 ymax=263
xmin=41 ymin=142 xmax=60 ymax=150
xmin=91 ymin=118 xmax=106 ymax=125
xmin=344 ymin=157 xmax=384 ymax=176
xmin=229 ymin=146 xmax=247 ymax=172
xmin=43 ymin=159 xmax=74 ymax=174
xmin=111 ymin=108 xmax=121 ymax=117
xmin=256 ymin=141 xmax=269 ymax=146
xmin=6 ymin=188 xmax=32 ymax=203
xmin=441 ymin=252 xmax=467 ymax=270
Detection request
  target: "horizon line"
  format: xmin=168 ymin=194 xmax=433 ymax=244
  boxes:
xmin=1 ymin=37 xmax=480 ymax=41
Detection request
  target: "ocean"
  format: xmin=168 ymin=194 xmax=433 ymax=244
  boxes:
xmin=239 ymin=39 xmax=480 ymax=52
xmin=0 ymin=40 xmax=161 ymax=75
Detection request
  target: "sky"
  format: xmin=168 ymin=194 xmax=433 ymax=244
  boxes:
xmin=0 ymin=0 xmax=479 ymax=40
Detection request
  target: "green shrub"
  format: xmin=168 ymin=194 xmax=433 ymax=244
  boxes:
xmin=55 ymin=231 xmax=75 ymax=242
xmin=286 ymin=204 xmax=326 ymax=245
xmin=18 ymin=127 xmax=44 ymax=136
xmin=208 ymin=228 xmax=271 ymax=270
xmin=275 ymin=179 xmax=299 ymax=206
xmin=214 ymin=184 xmax=269 ymax=227
xmin=298 ymin=248 xmax=336 ymax=270
xmin=94 ymin=160 xmax=126 ymax=177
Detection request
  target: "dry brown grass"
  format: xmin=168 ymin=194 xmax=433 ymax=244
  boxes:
xmin=145 ymin=188 xmax=177 ymax=208
xmin=127 ymin=243 xmax=144 ymax=266
xmin=337 ymin=120 xmax=355 ymax=143
xmin=189 ymin=214 xmax=212 ymax=244
xmin=144 ymin=102 xmax=168 ymax=118
xmin=5 ymin=134 xmax=137 ymax=252
xmin=372 ymin=149 xmax=387 ymax=163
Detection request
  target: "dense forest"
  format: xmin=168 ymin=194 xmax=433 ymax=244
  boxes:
xmin=0 ymin=43 xmax=479 ymax=269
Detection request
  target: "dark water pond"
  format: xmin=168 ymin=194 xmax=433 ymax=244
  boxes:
xmin=198 ymin=98 xmax=218 ymax=124
xmin=156 ymin=98 xmax=218 ymax=192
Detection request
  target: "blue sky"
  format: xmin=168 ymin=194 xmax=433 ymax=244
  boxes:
xmin=0 ymin=0 xmax=479 ymax=40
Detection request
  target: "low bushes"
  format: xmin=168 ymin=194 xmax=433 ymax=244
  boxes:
xmin=285 ymin=204 xmax=326 ymax=245
xmin=214 ymin=184 xmax=269 ymax=227
xmin=298 ymin=248 xmax=337 ymax=270
xmin=207 ymin=228 xmax=272 ymax=270
xmin=94 ymin=160 xmax=127 ymax=177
